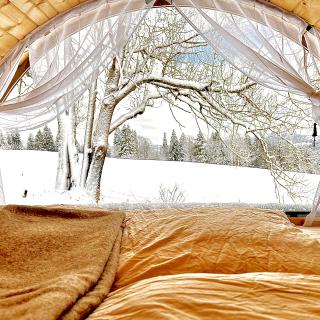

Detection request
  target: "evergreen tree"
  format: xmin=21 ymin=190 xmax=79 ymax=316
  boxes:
xmin=192 ymin=131 xmax=208 ymax=163
xmin=118 ymin=125 xmax=136 ymax=159
xmin=149 ymin=144 xmax=161 ymax=160
xmin=250 ymin=136 xmax=265 ymax=168
xmin=131 ymin=129 xmax=139 ymax=159
xmin=6 ymin=132 xmax=13 ymax=150
xmin=186 ymin=136 xmax=194 ymax=162
xmin=179 ymin=133 xmax=187 ymax=161
xmin=113 ymin=128 xmax=121 ymax=157
xmin=169 ymin=130 xmax=183 ymax=161
xmin=27 ymin=133 xmax=35 ymax=150
xmin=0 ymin=131 xmax=6 ymax=149
xmin=55 ymin=128 xmax=62 ymax=152
xmin=243 ymin=135 xmax=257 ymax=167
xmin=42 ymin=125 xmax=56 ymax=151
xmin=137 ymin=136 xmax=151 ymax=159
xmin=10 ymin=130 xmax=23 ymax=150
xmin=207 ymin=132 xmax=225 ymax=165
xmin=161 ymin=132 xmax=169 ymax=160
xmin=34 ymin=130 xmax=45 ymax=151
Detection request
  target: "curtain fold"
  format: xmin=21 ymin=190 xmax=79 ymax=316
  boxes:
xmin=0 ymin=0 xmax=152 ymax=130
xmin=172 ymin=0 xmax=320 ymax=226
xmin=0 ymin=169 xmax=5 ymax=205
xmin=0 ymin=42 xmax=26 ymax=101
xmin=174 ymin=1 xmax=320 ymax=95
xmin=304 ymin=183 xmax=320 ymax=227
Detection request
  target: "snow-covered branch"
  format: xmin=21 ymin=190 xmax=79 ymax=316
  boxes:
xmin=110 ymin=92 xmax=163 ymax=134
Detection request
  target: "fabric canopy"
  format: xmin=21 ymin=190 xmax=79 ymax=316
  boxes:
xmin=1 ymin=0 xmax=320 ymax=64
xmin=1 ymin=0 xmax=320 ymax=128
xmin=0 ymin=0 xmax=152 ymax=129
xmin=0 ymin=169 xmax=4 ymax=205
xmin=0 ymin=0 xmax=319 ymax=225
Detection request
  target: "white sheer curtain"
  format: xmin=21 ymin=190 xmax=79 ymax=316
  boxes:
xmin=0 ymin=43 xmax=25 ymax=101
xmin=171 ymin=0 xmax=320 ymax=226
xmin=3 ymin=0 xmax=319 ymax=126
xmin=0 ymin=0 xmax=152 ymax=130
xmin=174 ymin=1 xmax=320 ymax=100
xmin=304 ymin=185 xmax=320 ymax=226
xmin=0 ymin=169 xmax=5 ymax=205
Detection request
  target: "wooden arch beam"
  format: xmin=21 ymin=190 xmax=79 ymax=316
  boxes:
xmin=0 ymin=52 xmax=30 ymax=103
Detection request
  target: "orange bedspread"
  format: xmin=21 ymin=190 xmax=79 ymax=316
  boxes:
xmin=89 ymin=207 xmax=320 ymax=319
xmin=114 ymin=207 xmax=320 ymax=289
xmin=89 ymin=272 xmax=320 ymax=320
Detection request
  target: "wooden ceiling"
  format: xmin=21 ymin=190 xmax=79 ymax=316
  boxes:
xmin=0 ymin=0 xmax=89 ymax=62
xmin=269 ymin=0 xmax=320 ymax=28
xmin=0 ymin=0 xmax=320 ymax=64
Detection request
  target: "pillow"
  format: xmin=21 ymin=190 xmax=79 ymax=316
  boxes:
xmin=114 ymin=207 xmax=320 ymax=289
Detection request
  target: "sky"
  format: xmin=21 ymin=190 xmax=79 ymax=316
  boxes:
xmin=18 ymin=93 xmax=314 ymax=147
xmin=116 ymin=101 xmax=207 ymax=145
xmin=19 ymin=98 xmax=206 ymax=146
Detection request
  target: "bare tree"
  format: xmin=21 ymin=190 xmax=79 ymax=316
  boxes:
xmin=49 ymin=8 xmax=316 ymax=201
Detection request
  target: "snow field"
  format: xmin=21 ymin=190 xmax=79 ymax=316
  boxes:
xmin=0 ymin=150 xmax=318 ymax=207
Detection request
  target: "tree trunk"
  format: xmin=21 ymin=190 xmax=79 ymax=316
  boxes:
xmin=85 ymin=57 xmax=120 ymax=202
xmin=55 ymin=116 xmax=71 ymax=191
xmin=80 ymin=80 xmax=97 ymax=188
xmin=85 ymin=104 xmax=115 ymax=201
xmin=55 ymin=110 xmax=79 ymax=191
xmin=66 ymin=106 xmax=79 ymax=189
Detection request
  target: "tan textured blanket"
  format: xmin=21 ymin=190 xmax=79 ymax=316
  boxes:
xmin=0 ymin=205 xmax=125 ymax=320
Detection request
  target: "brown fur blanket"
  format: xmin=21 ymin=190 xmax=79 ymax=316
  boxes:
xmin=0 ymin=205 xmax=125 ymax=320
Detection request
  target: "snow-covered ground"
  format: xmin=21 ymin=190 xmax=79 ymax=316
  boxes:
xmin=0 ymin=150 xmax=319 ymax=208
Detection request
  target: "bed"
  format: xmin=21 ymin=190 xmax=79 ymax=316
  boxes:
xmin=90 ymin=207 xmax=320 ymax=319
xmin=1 ymin=206 xmax=320 ymax=319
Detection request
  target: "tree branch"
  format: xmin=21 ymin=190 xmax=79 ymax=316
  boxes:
xmin=109 ymin=92 xmax=163 ymax=134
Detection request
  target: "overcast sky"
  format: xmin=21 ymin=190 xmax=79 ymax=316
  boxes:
xmin=19 ymin=98 xmax=207 ymax=146
xmin=118 ymin=101 xmax=208 ymax=145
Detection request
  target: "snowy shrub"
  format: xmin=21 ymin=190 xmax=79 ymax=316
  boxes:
xmin=159 ymin=184 xmax=186 ymax=204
